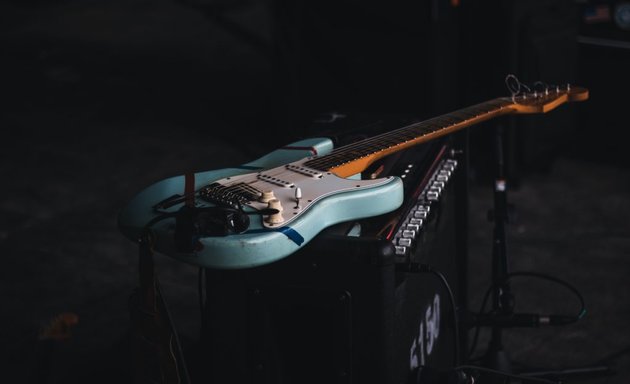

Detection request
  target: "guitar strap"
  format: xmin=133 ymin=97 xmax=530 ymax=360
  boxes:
xmin=129 ymin=232 xmax=191 ymax=384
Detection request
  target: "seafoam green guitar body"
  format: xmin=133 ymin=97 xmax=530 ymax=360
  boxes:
xmin=118 ymin=85 xmax=590 ymax=269
xmin=118 ymin=137 xmax=404 ymax=269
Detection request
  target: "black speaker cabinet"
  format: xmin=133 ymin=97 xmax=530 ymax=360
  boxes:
xmin=198 ymin=140 xmax=467 ymax=384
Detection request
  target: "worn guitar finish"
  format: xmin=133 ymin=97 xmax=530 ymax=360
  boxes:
xmin=119 ymin=86 xmax=588 ymax=269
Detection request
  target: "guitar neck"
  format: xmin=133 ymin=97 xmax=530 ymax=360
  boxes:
xmin=304 ymin=98 xmax=515 ymax=177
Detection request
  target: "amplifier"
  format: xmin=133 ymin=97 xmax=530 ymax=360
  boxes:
xmin=198 ymin=117 xmax=468 ymax=384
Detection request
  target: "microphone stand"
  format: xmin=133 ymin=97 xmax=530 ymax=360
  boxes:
xmin=469 ymin=123 xmax=612 ymax=383
xmin=481 ymin=124 xmax=514 ymax=374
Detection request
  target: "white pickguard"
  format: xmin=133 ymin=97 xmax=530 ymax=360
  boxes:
xmin=212 ymin=157 xmax=394 ymax=228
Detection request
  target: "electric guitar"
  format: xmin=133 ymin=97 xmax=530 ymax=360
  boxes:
xmin=118 ymin=85 xmax=588 ymax=269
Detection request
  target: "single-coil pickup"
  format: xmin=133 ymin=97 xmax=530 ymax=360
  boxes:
xmin=286 ymin=164 xmax=323 ymax=178
xmin=257 ymin=173 xmax=295 ymax=188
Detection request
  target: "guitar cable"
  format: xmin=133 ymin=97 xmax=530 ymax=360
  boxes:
xmin=411 ymin=263 xmax=461 ymax=366
xmin=145 ymin=203 xmax=275 ymax=253
xmin=467 ymin=271 xmax=587 ymax=360
xmin=408 ymin=264 xmax=563 ymax=384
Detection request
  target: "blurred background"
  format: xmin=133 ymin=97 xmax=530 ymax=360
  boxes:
xmin=1 ymin=0 xmax=629 ymax=383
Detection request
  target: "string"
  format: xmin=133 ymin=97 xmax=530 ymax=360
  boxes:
xmin=306 ymin=98 xmax=511 ymax=170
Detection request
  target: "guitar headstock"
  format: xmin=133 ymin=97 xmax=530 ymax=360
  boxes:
xmin=508 ymin=84 xmax=589 ymax=114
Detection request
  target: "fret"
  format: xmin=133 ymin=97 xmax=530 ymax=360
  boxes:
xmin=451 ymin=111 xmax=475 ymax=120
xmin=409 ymin=123 xmax=439 ymax=136
xmin=441 ymin=115 xmax=460 ymax=123
xmin=401 ymin=122 xmax=424 ymax=133
xmin=464 ymin=109 xmax=481 ymax=120
xmin=462 ymin=107 xmax=486 ymax=117
xmin=374 ymin=136 xmax=400 ymax=147
xmin=488 ymin=98 xmax=510 ymax=107
xmin=394 ymin=132 xmax=419 ymax=143
xmin=471 ymin=103 xmax=494 ymax=112
xmin=458 ymin=109 xmax=475 ymax=118
xmin=431 ymin=117 xmax=456 ymax=126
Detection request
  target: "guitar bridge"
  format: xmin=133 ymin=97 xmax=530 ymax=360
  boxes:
xmin=199 ymin=183 xmax=260 ymax=207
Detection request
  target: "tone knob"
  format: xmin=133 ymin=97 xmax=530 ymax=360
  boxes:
xmin=259 ymin=190 xmax=276 ymax=203
xmin=266 ymin=199 xmax=284 ymax=224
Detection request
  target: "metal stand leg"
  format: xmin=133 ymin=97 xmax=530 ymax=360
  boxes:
xmin=480 ymin=124 xmax=514 ymax=376
xmin=475 ymin=125 xmax=612 ymax=382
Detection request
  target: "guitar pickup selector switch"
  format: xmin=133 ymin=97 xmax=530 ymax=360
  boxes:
xmin=392 ymin=157 xmax=458 ymax=259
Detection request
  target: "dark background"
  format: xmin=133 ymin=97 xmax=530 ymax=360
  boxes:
xmin=1 ymin=0 xmax=629 ymax=383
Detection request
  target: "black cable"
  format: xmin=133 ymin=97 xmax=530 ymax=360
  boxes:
xmin=415 ymin=264 xmax=461 ymax=366
xmin=455 ymin=364 xmax=560 ymax=384
xmin=467 ymin=283 xmax=492 ymax=358
xmin=467 ymin=271 xmax=586 ymax=360
xmin=506 ymin=271 xmax=586 ymax=321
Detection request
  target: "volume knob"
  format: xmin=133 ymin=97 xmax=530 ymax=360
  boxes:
xmin=266 ymin=198 xmax=284 ymax=224
xmin=260 ymin=190 xmax=275 ymax=203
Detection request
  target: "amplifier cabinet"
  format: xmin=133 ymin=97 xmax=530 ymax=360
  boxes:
xmin=199 ymin=139 xmax=466 ymax=384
